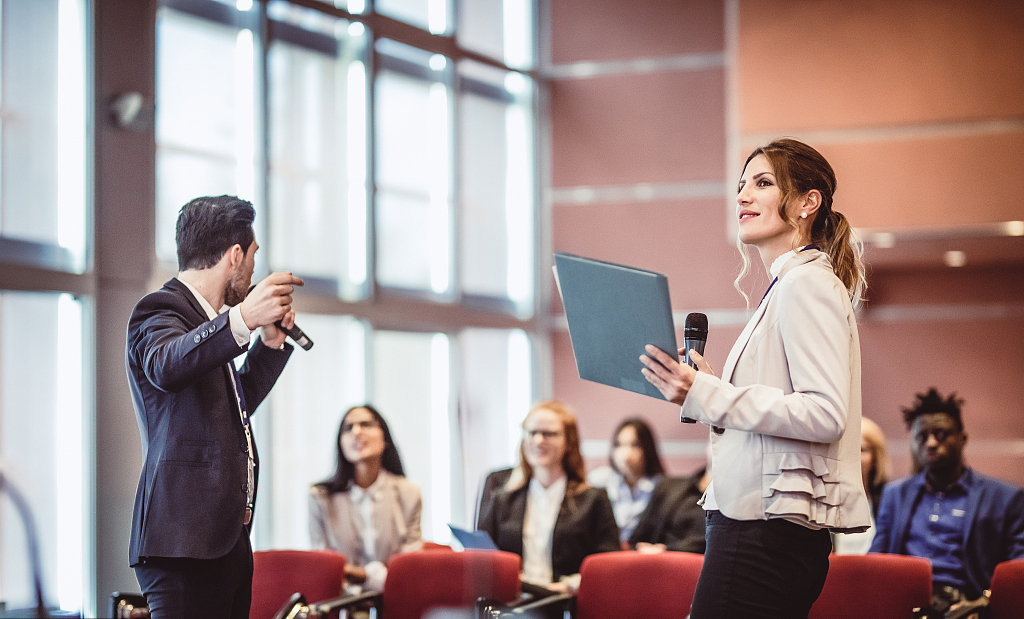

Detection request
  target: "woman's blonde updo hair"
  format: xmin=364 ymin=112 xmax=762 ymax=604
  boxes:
xmin=734 ymin=138 xmax=866 ymax=305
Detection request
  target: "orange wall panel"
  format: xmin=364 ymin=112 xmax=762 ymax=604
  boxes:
xmin=550 ymin=69 xmax=726 ymax=187
xmin=552 ymin=198 xmax=750 ymax=311
xmin=550 ymin=0 xmax=725 ymax=63
xmin=738 ymin=0 xmax=1024 ymax=133
xmin=739 ymin=132 xmax=1024 ymax=229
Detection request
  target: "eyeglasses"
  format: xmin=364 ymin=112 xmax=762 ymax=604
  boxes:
xmin=525 ymin=429 xmax=563 ymax=441
xmin=914 ymin=428 xmax=954 ymax=444
xmin=342 ymin=419 xmax=380 ymax=434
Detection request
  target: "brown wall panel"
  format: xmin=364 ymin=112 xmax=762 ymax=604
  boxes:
xmin=550 ymin=69 xmax=725 ymax=187
xmin=738 ymin=0 xmax=1024 ymax=133
xmin=858 ymin=317 xmax=1024 ymax=487
xmin=550 ymin=0 xmax=724 ymax=63
xmin=756 ymin=132 xmax=1024 ymax=229
xmin=552 ymin=198 xmax=749 ymax=311
xmin=866 ymin=265 xmax=1024 ymax=307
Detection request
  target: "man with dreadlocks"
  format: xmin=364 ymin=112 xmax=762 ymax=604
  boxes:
xmin=870 ymin=388 xmax=1024 ymax=616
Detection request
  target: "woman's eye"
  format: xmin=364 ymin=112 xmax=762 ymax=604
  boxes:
xmin=757 ymin=179 xmax=772 ymax=187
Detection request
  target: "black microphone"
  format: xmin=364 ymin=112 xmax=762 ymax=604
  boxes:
xmin=681 ymin=312 xmax=718 ymax=431
xmin=683 ymin=312 xmax=708 ymax=370
xmin=275 ymin=320 xmax=313 ymax=351
xmin=246 ymin=285 xmax=314 ymax=351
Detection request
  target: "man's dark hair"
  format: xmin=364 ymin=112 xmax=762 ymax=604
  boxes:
xmin=175 ymin=195 xmax=256 ymax=271
xmin=901 ymin=387 xmax=965 ymax=432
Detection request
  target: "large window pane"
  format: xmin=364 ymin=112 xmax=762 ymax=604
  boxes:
xmin=372 ymin=331 xmax=456 ymax=544
xmin=0 ymin=292 xmax=90 ymax=614
xmin=156 ymin=7 xmax=258 ymax=264
xmin=257 ymin=315 xmax=367 ymax=550
xmin=267 ymin=4 xmax=369 ymax=299
xmin=376 ymin=0 xmax=448 ymax=34
xmin=456 ymin=328 xmax=531 ymax=524
xmin=458 ymin=60 xmax=535 ymax=314
xmin=457 ymin=0 xmax=534 ymax=69
xmin=0 ymin=0 xmax=88 ymax=272
xmin=375 ymin=41 xmax=452 ymax=294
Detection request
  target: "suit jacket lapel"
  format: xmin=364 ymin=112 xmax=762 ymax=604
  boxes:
xmin=722 ymin=250 xmax=826 ymax=383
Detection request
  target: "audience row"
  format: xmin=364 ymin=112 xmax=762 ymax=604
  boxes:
xmin=306 ymin=387 xmax=1024 ymax=616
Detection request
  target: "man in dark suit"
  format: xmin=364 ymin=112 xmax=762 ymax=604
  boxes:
xmin=126 ymin=195 xmax=303 ymax=619
xmin=870 ymin=388 xmax=1024 ymax=616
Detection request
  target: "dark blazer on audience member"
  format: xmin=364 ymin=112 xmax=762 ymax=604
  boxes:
xmin=477 ymin=468 xmax=620 ymax=580
xmin=629 ymin=472 xmax=707 ymax=554
xmin=869 ymin=468 xmax=1024 ymax=599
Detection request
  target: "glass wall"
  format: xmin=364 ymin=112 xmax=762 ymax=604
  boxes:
xmin=154 ymin=0 xmax=540 ymax=551
xmin=0 ymin=292 xmax=91 ymax=614
xmin=0 ymin=0 xmax=91 ymax=614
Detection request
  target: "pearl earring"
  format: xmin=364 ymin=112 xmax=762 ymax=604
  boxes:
xmin=800 ymin=212 xmax=808 ymax=219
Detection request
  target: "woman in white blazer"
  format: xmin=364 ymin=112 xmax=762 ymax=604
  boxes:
xmin=309 ymin=404 xmax=423 ymax=592
xmin=641 ymin=139 xmax=871 ymax=618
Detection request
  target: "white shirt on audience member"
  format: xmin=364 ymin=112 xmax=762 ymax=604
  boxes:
xmin=588 ymin=466 xmax=659 ymax=542
xmin=522 ymin=475 xmax=567 ymax=585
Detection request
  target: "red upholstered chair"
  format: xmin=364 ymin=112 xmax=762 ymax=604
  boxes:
xmin=379 ymin=549 xmax=521 ymax=619
xmin=249 ymin=549 xmax=346 ymax=619
xmin=809 ymin=554 xmax=932 ymax=619
xmin=988 ymin=558 xmax=1024 ymax=619
xmin=421 ymin=541 xmax=454 ymax=551
xmin=575 ymin=551 xmax=704 ymax=619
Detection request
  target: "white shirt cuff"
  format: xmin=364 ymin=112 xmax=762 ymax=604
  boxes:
xmin=228 ymin=305 xmax=253 ymax=348
xmin=363 ymin=561 xmax=388 ymax=592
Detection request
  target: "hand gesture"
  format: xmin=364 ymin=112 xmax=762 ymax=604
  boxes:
xmin=640 ymin=347 xmax=715 ymax=405
xmin=239 ymin=272 xmax=303 ymax=331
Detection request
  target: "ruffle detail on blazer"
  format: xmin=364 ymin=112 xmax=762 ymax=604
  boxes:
xmin=762 ymin=451 xmax=843 ymax=528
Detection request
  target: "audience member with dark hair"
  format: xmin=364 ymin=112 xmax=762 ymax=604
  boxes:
xmin=477 ymin=400 xmax=620 ymax=593
xmin=588 ymin=417 xmax=708 ymax=554
xmin=870 ymin=388 xmax=1024 ymax=616
xmin=309 ymin=405 xmax=423 ymax=592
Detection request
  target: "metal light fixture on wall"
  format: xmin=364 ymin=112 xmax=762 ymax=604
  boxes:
xmin=110 ymin=91 xmax=154 ymax=131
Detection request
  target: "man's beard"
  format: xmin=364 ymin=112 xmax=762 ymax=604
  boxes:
xmin=224 ymin=268 xmax=249 ymax=307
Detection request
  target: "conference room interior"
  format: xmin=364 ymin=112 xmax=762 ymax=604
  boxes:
xmin=0 ymin=0 xmax=1022 ymax=615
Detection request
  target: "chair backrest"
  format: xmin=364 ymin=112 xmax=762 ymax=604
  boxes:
xmin=381 ymin=549 xmax=520 ymax=619
xmin=575 ymin=551 xmax=704 ymax=619
xmin=249 ymin=549 xmax=346 ymax=619
xmin=988 ymin=558 xmax=1024 ymax=619
xmin=809 ymin=554 xmax=932 ymax=619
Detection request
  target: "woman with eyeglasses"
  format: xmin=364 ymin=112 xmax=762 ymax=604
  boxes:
xmin=478 ymin=399 xmax=620 ymax=593
xmin=309 ymin=404 xmax=423 ymax=592
xmin=640 ymin=139 xmax=872 ymax=617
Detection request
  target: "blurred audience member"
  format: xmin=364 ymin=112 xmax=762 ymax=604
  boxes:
xmin=870 ymin=388 xmax=1024 ymax=616
xmin=588 ymin=418 xmax=665 ymax=543
xmin=478 ymin=400 xmax=620 ymax=593
xmin=833 ymin=417 xmax=890 ymax=554
xmin=309 ymin=405 xmax=423 ymax=592
xmin=588 ymin=417 xmax=708 ymax=554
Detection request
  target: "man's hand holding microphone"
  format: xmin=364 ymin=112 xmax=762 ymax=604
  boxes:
xmin=239 ymin=272 xmax=310 ymax=350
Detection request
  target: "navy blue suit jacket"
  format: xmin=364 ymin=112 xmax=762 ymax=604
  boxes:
xmin=126 ymin=278 xmax=291 ymax=565
xmin=869 ymin=468 xmax=1024 ymax=599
